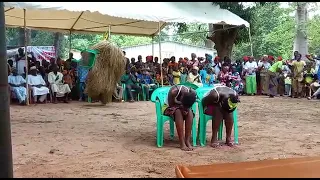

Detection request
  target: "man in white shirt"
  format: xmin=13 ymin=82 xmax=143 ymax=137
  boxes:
xmin=244 ymin=56 xmax=258 ymax=95
xmin=27 ymin=66 xmax=50 ymax=103
xmin=48 ymin=65 xmax=71 ymax=103
xmin=8 ymin=68 xmax=27 ymax=105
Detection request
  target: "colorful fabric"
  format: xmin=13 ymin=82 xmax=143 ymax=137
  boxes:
xmin=268 ymin=61 xmax=283 ymax=73
xmin=163 ymin=105 xmax=194 ymax=121
xmin=172 ymin=70 xmax=181 ymax=85
xmin=268 ymin=71 xmax=278 ymax=96
xmin=77 ymin=66 xmax=89 ymax=83
xmin=245 ymin=75 xmax=257 ymax=94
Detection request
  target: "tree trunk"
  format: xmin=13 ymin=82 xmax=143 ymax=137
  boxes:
xmin=207 ymin=24 xmax=238 ymax=59
xmin=205 ymin=24 xmax=215 ymax=49
xmin=293 ymin=2 xmax=308 ymax=59
xmin=53 ymin=32 xmax=63 ymax=57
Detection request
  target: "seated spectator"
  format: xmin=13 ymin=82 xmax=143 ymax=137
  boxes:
xmin=187 ymin=66 xmax=202 ymax=87
xmin=187 ymin=53 xmax=199 ymax=70
xmin=172 ymin=65 xmax=181 ymax=85
xmin=27 ymin=66 xmax=50 ymax=104
xmin=180 ymin=67 xmax=188 ymax=84
xmin=168 ymin=56 xmax=178 ymax=68
xmin=218 ymin=65 xmax=232 ymax=87
xmin=138 ymin=70 xmax=157 ymax=101
xmin=203 ymin=67 xmax=215 ymax=87
xmin=8 ymin=68 xmax=27 ymax=105
xmin=121 ymin=70 xmax=142 ymax=102
xmin=167 ymin=67 xmax=174 ymax=86
xmin=231 ymin=72 xmax=244 ymax=94
xmin=48 ymin=65 xmax=72 ymax=103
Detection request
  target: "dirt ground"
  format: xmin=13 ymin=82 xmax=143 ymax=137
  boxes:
xmin=10 ymin=96 xmax=320 ymax=178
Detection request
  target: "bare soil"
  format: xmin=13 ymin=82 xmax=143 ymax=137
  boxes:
xmin=11 ymin=96 xmax=320 ymax=178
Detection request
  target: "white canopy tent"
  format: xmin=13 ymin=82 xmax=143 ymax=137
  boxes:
xmin=3 ymin=2 xmax=251 ymax=103
xmin=4 ymin=2 xmax=249 ymax=36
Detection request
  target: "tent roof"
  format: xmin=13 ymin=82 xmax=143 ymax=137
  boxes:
xmin=4 ymin=2 xmax=250 ymax=36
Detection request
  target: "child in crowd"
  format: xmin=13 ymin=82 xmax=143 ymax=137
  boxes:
xmin=284 ymin=73 xmax=292 ymax=96
xmin=180 ymin=68 xmax=188 ymax=84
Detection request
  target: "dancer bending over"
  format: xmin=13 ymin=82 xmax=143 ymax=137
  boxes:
xmin=202 ymin=85 xmax=240 ymax=148
xmin=164 ymin=85 xmax=197 ymax=151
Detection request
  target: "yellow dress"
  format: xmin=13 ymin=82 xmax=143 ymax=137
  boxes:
xmin=172 ymin=70 xmax=181 ymax=85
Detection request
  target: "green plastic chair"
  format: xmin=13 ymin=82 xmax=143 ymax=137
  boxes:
xmin=178 ymin=82 xmax=200 ymax=90
xmin=122 ymin=83 xmax=142 ymax=101
xmin=196 ymin=86 xmax=239 ymax=147
xmin=151 ymin=87 xmax=197 ymax=148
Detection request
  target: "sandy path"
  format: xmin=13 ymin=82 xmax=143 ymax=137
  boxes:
xmin=10 ymin=96 xmax=320 ymax=177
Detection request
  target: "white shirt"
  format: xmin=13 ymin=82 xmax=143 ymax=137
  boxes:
xmin=8 ymin=75 xmax=26 ymax=85
xmin=48 ymin=72 xmax=64 ymax=85
xmin=212 ymin=62 xmax=221 ymax=75
xmin=315 ymin=59 xmax=320 ymax=73
xmin=258 ymin=61 xmax=271 ymax=70
xmin=244 ymin=61 xmax=258 ymax=75
xmin=27 ymin=74 xmax=46 ymax=86
xmin=16 ymin=59 xmax=26 ymax=75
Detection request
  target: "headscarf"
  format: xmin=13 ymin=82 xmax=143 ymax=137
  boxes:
xmin=146 ymin=56 xmax=153 ymax=62
xmin=268 ymin=55 xmax=274 ymax=61
xmin=206 ymin=54 xmax=213 ymax=63
xmin=243 ymin=56 xmax=249 ymax=62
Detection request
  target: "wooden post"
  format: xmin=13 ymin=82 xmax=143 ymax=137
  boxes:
xmin=0 ymin=2 xmax=14 ymax=177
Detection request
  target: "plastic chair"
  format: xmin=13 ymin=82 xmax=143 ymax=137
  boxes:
xmin=178 ymin=82 xmax=200 ymax=90
xmin=151 ymin=87 xmax=197 ymax=148
xmin=196 ymin=86 xmax=239 ymax=146
xmin=122 ymin=83 xmax=142 ymax=101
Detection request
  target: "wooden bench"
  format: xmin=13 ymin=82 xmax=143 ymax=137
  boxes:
xmin=175 ymin=156 xmax=320 ymax=178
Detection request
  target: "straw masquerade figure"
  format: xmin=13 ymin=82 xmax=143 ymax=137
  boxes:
xmin=85 ymin=41 xmax=126 ymax=104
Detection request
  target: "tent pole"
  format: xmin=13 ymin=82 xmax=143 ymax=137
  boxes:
xmin=248 ymin=26 xmax=253 ymax=57
xmin=108 ymin=25 xmax=111 ymax=40
xmin=24 ymin=9 xmax=29 ymax=106
xmin=69 ymin=31 xmax=72 ymax=53
xmin=158 ymin=22 xmax=163 ymax=87
xmin=152 ymin=36 xmax=154 ymax=57
xmin=0 ymin=2 xmax=14 ymax=178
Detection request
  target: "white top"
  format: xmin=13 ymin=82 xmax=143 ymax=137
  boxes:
xmin=8 ymin=75 xmax=26 ymax=85
xmin=48 ymin=72 xmax=64 ymax=85
xmin=244 ymin=61 xmax=258 ymax=76
xmin=258 ymin=61 xmax=271 ymax=70
xmin=315 ymin=59 xmax=320 ymax=73
xmin=27 ymin=74 xmax=46 ymax=86
xmin=16 ymin=59 xmax=26 ymax=75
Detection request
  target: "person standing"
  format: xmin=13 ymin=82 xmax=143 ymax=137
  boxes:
xmin=258 ymin=55 xmax=271 ymax=95
xmin=243 ymin=56 xmax=258 ymax=95
xmin=291 ymin=54 xmax=306 ymax=98
xmin=267 ymin=58 xmax=284 ymax=98
xmin=202 ymin=85 xmax=240 ymax=147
